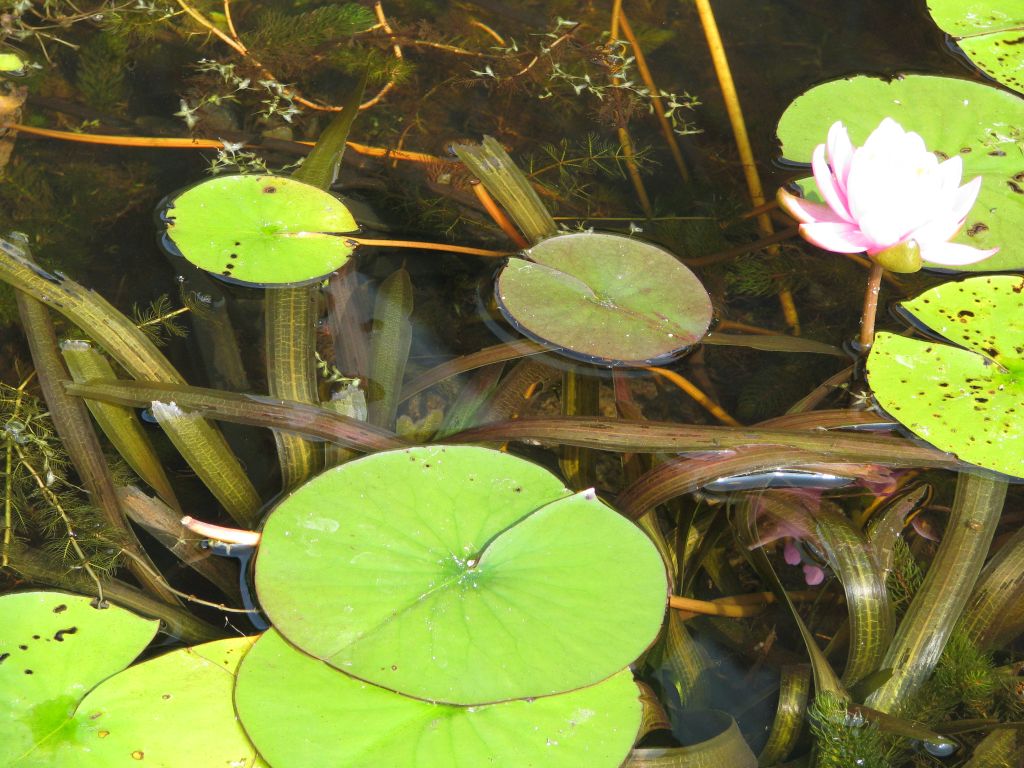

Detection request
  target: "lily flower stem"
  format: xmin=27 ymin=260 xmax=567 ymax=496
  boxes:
xmin=858 ymin=262 xmax=885 ymax=351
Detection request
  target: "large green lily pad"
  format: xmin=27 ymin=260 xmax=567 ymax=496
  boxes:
xmin=254 ymin=445 xmax=668 ymax=705
xmin=1 ymin=591 xmax=158 ymax=765
xmin=776 ymin=75 xmax=1024 ymax=272
xmin=0 ymin=590 xmax=262 ymax=767
xmin=163 ymin=174 xmax=357 ymax=286
xmin=495 ymin=232 xmax=713 ymax=366
xmin=866 ymin=274 xmax=1024 ymax=478
xmin=926 ymin=1 xmax=1024 ymax=95
xmin=235 ymin=628 xmax=643 ymax=768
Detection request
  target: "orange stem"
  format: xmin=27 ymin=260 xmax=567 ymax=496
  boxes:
xmin=471 ymin=182 xmax=530 ymax=249
xmin=645 ymin=365 xmax=742 ymax=426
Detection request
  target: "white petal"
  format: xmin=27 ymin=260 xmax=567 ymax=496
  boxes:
xmin=826 ymin=121 xmax=855 ymax=187
xmin=811 ymin=143 xmax=854 ymax=222
xmin=919 ymin=241 xmax=999 ymax=266
xmin=799 ymin=222 xmax=874 ymax=253
xmin=777 ymin=188 xmax=848 ymax=224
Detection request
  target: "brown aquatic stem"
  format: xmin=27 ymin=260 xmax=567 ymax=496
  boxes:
xmin=858 ymin=261 xmax=885 ymax=351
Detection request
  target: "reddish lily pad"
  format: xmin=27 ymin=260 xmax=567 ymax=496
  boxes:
xmin=496 ymin=232 xmax=712 ymax=366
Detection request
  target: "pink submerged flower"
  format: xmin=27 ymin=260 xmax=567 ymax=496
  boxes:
xmin=778 ymin=117 xmax=997 ymax=270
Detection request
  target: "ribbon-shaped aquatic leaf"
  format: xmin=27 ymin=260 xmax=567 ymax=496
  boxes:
xmin=866 ymin=275 xmax=1024 ymax=478
xmin=255 ymin=445 xmax=669 ymax=704
xmin=496 ymin=232 xmax=712 ymax=366
xmin=777 ymin=75 xmax=1024 ymax=271
xmin=0 ymin=591 xmax=261 ymax=767
xmin=926 ymin=1 xmax=1024 ymax=95
xmin=163 ymin=174 xmax=357 ymax=286
xmin=235 ymin=629 xmax=642 ymax=768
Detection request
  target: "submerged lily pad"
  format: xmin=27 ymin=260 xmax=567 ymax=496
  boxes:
xmin=495 ymin=232 xmax=713 ymax=366
xmin=926 ymin=1 xmax=1024 ymax=95
xmin=255 ymin=445 xmax=668 ymax=704
xmin=163 ymin=174 xmax=357 ymax=286
xmin=0 ymin=591 xmax=262 ymax=767
xmin=776 ymin=75 xmax=1024 ymax=271
xmin=866 ymin=275 xmax=1024 ymax=478
xmin=235 ymin=629 xmax=642 ymax=768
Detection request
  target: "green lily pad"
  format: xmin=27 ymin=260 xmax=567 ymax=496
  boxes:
xmin=926 ymin=1 xmax=1024 ymax=95
xmin=776 ymin=75 xmax=1024 ymax=272
xmin=1 ymin=591 xmax=158 ymax=766
xmin=0 ymin=591 xmax=262 ymax=767
xmin=163 ymin=174 xmax=357 ymax=286
xmin=0 ymin=52 xmax=25 ymax=74
xmin=495 ymin=232 xmax=713 ymax=366
xmin=866 ymin=275 xmax=1024 ymax=478
xmin=255 ymin=445 xmax=668 ymax=704
xmin=235 ymin=628 xmax=642 ymax=768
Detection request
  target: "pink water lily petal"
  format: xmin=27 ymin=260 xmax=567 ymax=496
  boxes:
xmin=799 ymin=221 xmax=875 ymax=253
xmin=826 ymin=121 xmax=855 ymax=188
xmin=919 ymin=241 xmax=999 ymax=266
xmin=949 ymin=175 xmax=984 ymax=222
xmin=777 ymin=188 xmax=847 ymax=225
xmin=811 ymin=143 xmax=854 ymax=223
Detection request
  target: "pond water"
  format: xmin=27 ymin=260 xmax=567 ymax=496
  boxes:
xmin=1 ymin=0 xmax=1023 ymax=766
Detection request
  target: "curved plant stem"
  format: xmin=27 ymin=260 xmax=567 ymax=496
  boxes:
xmin=646 ymin=366 xmax=742 ymax=426
xmin=866 ymin=471 xmax=1007 ymax=714
xmin=858 ymin=262 xmax=885 ymax=351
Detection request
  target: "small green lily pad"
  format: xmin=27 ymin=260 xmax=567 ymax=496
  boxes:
xmin=495 ymin=232 xmax=713 ymax=366
xmin=777 ymin=75 xmax=1024 ymax=271
xmin=1 ymin=591 xmax=158 ymax=766
xmin=926 ymin=1 xmax=1024 ymax=95
xmin=235 ymin=628 xmax=643 ymax=768
xmin=255 ymin=445 xmax=669 ymax=704
xmin=866 ymin=275 xmax=1024 ymax=478
xmin=163 ymin=174 xmax=357 ymax=286
xmin=0 ymin=52 xmax=25 ymax=74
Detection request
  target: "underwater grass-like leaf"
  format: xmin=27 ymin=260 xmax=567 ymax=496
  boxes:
xmin=960 ymin=524 xmax=1024 ymax=651
xmin=624 ymin=713 xmax=756 ymax=767
xmin=255 ymin=445 xmax=668 ymax=704
xmin=757 ymin=664 xmax=810 ymax=766
xmin=235 ymin=628 xmax=643 ymax=768
xmin=367 ymin=266 xmax=413 ymax=429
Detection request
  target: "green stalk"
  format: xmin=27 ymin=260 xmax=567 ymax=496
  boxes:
xmin=61 ymin=340 xmax=180 ymax=512
xmin=866 ymin=471 xmax=1007 ymax=714
xmin=16 ymin=293 xmax=178 ymax=605
xmin=0 ymin=237 xmax=260 ymax=527
xmin=452 ymin=136 xmax=557 ymax=244
xmin=367 ymin=266 xmax=414 ymax=429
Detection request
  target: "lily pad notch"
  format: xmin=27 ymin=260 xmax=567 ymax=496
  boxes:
xmin=161 ymin=174 xmax=359 ymax=286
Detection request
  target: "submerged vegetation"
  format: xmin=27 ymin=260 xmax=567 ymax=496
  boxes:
xmin=1 ymin=0 xmax=1024 ymax=766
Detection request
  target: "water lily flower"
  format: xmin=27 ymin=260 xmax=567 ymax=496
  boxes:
xmin=778 ymin=117 xmax=997 ymax=270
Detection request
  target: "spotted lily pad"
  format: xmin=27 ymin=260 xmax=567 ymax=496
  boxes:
xmin=235 ymin=629 xmax=642 ymax=768
xmin=495 ymin=232 xmax=713 ymax=366
xmin=0 ymin=590 xmax=262 ymax=767
xmin=776 ymin=75 xmax=1024 ymax=271
xmin=926 ymin=1 xmax=1024 ymax=95
xmin=163 ymin=174 xmax=357 ymax=286
xmin=866 ymin=275 xmax=1024 ymax=478
xmin=254 ymin=445 xmax=669 ymax=704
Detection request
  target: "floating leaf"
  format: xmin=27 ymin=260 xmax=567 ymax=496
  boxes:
xmin=866 ymin=275 xmax=1024 ymax=478
xmin=776 ymin=75 xmax=1024 ymax=271
xmin=496 ymin=232 xmax=712 ymax=366
xmin=926 ymin=1 xmax=1024 ymax=95
xmin=255 ymin=445 xmax=668 ymax=704
xmin=0 ymin=591 xmax=262 ymax=768
xmin=235 ymin=628 xmax=642 ymax=768
xmin=162 ymin=174 xmax=357 ymax=286
xmin=1 ymin=591 xmax=158 ymax=765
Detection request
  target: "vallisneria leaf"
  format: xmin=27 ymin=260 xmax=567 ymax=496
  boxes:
xmin=254 ymin=445 xmax=669 ymax=705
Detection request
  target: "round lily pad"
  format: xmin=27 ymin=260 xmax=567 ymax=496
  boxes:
xmin=235 ymin=628 xmax=642 ymax=768
xmin=776 ymin=75 xmax=1024 ymax=272
xmin=1 ymin=591 xmax=158 ymax=766
xmin=163 ymin=174 xmax=357 ymax=286
xmin=254 ymin=445 xmax=669 ymax=705
xmin=495 ymin=232 xmax=713 ymax=366
xmin=926 ymin=1 xmax=1024 ymax=95
xmin=866 ymin=275 xmax=1024 ymax=478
